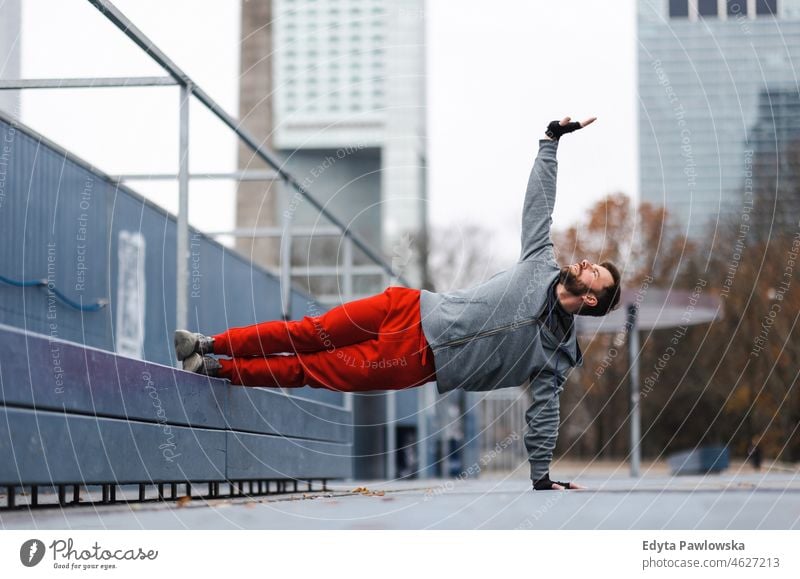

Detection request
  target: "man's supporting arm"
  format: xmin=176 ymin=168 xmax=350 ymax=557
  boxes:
xmin=524 ymin=368 xmax=563 ymax=483
xmin=525 ymin=369 xmax=586 ymax=490
xmin=519 ymin=139 xmax=559 ymax=262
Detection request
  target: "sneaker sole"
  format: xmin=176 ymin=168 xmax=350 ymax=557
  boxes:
xmin=174 ymin=330 xmax=198 ymax=361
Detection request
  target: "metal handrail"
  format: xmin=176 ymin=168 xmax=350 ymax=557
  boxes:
xmin=87 ymin=0 xmax=408 ymax=287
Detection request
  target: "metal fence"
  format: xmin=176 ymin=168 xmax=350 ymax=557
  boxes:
xmin=478 ymin=387 xmax=531 ymax=473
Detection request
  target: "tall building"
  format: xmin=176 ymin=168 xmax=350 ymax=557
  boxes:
xmin=0 ymin=0 xmax=22 ymax=118
xmin=237 ymin=0 xmax=430 ymax=479
xmin=237 ymin=0 xmax=428 ymax=295
xmin=638 ymin=0 xmax=800 ymax=238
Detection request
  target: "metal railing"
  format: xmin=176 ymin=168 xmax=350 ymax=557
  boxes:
xmin=0 ymin=0 xmax=410 ymax=330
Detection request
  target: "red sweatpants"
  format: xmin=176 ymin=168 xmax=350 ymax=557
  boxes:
xmin=212 ymin=286 xmax=436 ymax=392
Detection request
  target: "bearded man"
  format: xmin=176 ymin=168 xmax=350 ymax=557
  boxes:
xmin=176 ymin=116 xmax=621 ymax=491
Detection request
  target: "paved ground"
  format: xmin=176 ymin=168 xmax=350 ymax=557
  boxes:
xmin=2 ymin=461 xmax=799 ymax=530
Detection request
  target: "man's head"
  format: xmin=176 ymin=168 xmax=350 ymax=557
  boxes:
xmin=557 ymin=259 xmax=621 ymax=317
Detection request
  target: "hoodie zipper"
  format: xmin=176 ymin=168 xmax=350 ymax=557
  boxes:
xmin=431 ymin=317 xmax=578 ymax=365
xmin=431 ymin=317 xmax=539 ymax=352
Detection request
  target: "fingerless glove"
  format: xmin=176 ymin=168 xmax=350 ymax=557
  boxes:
xmin=533 ymin=472 xmax=573 ymax=491
xmin=545 ymin=120 xmax=583 ymax=140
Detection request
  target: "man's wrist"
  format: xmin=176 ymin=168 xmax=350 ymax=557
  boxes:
xmin=533 ymin=473 xmax=554 ymax=491
xmin=530 ymin=461 xmax=551 ymax=482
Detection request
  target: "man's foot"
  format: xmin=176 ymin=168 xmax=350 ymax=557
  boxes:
xmin=182 ymin=353 xmax=222 ymax=377
xmin=174 ymin=330 xmax=214 ymax=361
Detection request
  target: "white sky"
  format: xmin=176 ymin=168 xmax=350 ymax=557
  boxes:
xmin=12 ymin=0 xmax=638 ymax=263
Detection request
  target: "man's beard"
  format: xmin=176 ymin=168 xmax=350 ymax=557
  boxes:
xmin=559 ymin=265 xmax=590 ymax=297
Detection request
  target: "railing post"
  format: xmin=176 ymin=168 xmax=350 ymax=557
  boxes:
xmin=385 ymin=272 xmax=398 ymax=480
xmin=343 ymin=234 xmax=354 ymax=301
xmin=343 ymin=236 xmax=354 ymax=412
xmin=279 ymin=180 xmax=293 ymax=321
xmin=417 ymin=384 xmax=429 ymax=479
xmin=175 ymin=81 xmax=191 ymax=336
xmin=628 ymin=303 xmax=641 ymax=478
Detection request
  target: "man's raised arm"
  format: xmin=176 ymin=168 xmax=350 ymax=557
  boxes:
xmin=519 ymin=116 xmax=596 ymax=262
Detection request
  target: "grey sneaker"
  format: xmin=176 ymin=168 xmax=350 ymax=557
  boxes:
xmin=174 ymin=329 xmax=214 ymax=361
xmin=182 ymin=353 xmax=222 ymax=377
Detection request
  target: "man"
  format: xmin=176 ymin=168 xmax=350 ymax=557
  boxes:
xmin=175 ymin=116 xmax=621 ymax=491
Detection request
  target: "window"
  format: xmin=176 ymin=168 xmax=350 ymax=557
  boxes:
xmin=756 ymin=0 xmax=778 ymax=15
xmin=697 ymin=0 xmax=718 ymax=17
xmin=727 ymin=0 xmax=747 ymax=16
xmin=669 ymin=0 xmax=689 ymax=18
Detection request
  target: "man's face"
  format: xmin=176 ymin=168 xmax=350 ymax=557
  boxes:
xmin=560 ymin=259 xmax=615 ymax=298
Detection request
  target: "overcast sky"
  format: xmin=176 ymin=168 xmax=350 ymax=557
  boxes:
xmin=11 ymin=0 xmax=638 ymax=263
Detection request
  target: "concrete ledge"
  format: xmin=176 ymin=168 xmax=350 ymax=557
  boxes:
xmin=226 ymin=386 xmax=352 ymax=444
xmin=226 ymin=432 xmax=352 ymax=480
xmin=0 ymin=407 xmax=226 ymax=485
xmin=0 ymin=325 xmax=354 ymax=487
xmin=0 ymin=324 xmax=228 ymax=429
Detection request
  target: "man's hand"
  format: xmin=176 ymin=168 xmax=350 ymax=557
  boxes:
xmin=533 ymin=472 xmax=587 ymax=491
xmin=544 ymin=116 xmax=597 ymax=140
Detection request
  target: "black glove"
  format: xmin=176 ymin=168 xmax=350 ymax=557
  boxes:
xmin=545 ymin=120 xmax=583 ymax=140
xmin=533 ymin=472 xmax=574 ymax=491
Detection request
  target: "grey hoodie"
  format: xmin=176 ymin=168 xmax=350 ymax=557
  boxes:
xmin=419 ymin=138 xmax=582 ymax=482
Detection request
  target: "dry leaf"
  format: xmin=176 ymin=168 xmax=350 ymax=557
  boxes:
xmin=176 ymin=496 xmax=192 ymax=508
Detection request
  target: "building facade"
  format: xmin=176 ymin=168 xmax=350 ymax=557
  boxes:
xmin=638 ymin=0 xmax=800 ymax=238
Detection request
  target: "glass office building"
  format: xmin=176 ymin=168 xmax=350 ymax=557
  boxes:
xmin=638 ymin=0 xmax=800 ymax=238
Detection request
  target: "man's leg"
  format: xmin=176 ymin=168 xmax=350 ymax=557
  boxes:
xmin=213 ymin=287 xmax=395 ymax=358
xmin=218 ymin=334 xmax=436 ymax=392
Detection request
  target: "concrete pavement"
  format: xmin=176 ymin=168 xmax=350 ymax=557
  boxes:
xmin=2 ymin=461 xmax=798 ymax=530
